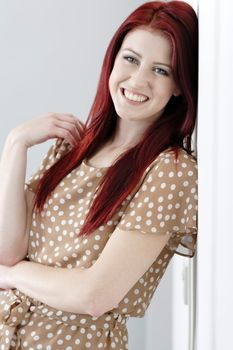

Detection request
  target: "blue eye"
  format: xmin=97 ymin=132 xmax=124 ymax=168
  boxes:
xmin=123 ymin=55 xmax=138 ymax=64
xmin=123 ymin=55 xmax=169 ymax=76
xmin=153 ymin=67 xmax=168 ymax=76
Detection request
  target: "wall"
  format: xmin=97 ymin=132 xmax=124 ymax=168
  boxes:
xmin=196 ymin=0 xmax=233 ymax=348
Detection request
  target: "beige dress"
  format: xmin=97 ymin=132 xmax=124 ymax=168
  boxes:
xmin=0 ymin=138 xmax=198 ymax=350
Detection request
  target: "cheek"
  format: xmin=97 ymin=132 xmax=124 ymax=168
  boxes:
xmin=108 ymin=71 xmax=116 ymax=96
xmin=110 ymin=61 xmax=127 ymax=82
xmin=155 ymin=82 xmax=174 ymax=98
xmin=109 ymin=69 xmax=122 ymax=96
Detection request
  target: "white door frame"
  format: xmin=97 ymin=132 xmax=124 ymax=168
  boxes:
xmin=196 ymin=0 xmax=233 ymax=349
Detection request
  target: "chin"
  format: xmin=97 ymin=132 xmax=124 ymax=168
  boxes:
xmin=117 ymin=113 xmax=142 ymax=121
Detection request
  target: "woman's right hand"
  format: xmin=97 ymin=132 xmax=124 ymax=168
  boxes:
xmin=9 ymin=112 xmax=85 ymax=149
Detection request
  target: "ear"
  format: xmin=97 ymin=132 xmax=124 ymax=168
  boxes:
xmin=173 ymin=88 xmax=181 ymax=97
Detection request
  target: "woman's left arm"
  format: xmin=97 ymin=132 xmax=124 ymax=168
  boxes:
xmin=0 ymin=261 xmax=95 ymax=315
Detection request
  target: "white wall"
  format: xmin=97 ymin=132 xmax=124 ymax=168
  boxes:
xmin=196 ymin=0 xmax=233 ymax=348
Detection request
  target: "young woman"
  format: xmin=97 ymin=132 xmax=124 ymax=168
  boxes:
xmin=0 ymin=1 xmax=198 ymax=349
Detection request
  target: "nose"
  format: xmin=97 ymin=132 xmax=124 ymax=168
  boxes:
xmin=129 ymin=66 xmax=150 ymax=89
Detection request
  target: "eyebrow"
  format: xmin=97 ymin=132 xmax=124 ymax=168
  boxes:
xmin=122 ymin=48 xmax=172 ymax=69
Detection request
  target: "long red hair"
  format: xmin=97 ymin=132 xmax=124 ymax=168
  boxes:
xmin=33 ymin=0 xmax=198 ymax=237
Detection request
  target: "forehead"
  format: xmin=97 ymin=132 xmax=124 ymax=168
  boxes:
xmin=120 ymin=27 xmax=172 ymax=61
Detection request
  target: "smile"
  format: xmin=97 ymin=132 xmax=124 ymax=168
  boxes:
xmin=120 ymin=88 xmax=149 ymax=105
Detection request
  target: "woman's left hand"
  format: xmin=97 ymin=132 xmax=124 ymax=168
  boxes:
xmin=0 ymin=264 xmax=15 ymax=291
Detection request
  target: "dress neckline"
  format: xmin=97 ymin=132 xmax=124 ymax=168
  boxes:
xmin=82 ymin=158 xmax=110 ymax=170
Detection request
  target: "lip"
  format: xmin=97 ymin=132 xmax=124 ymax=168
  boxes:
xmin=120 ymin=88 xmax=149 ymax=105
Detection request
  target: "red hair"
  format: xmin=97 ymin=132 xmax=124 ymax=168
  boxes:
xmin=33 ymin=1 xmax=198 ymax=237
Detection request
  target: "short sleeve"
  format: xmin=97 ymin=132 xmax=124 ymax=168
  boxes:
xmin=24 ymin=138 xmax=72 ymax=193
xmin=117 ymin=149 xmax=198 ymax=258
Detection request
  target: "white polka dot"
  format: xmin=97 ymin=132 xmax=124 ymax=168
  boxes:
xmin=158 ymin=196 xmax=164 ymax=203
xmin=158 ymin=171 xmax=164 ymax=177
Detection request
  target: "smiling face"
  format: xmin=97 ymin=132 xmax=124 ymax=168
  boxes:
xmin=109 ymin=27 xmax=181 ymax=123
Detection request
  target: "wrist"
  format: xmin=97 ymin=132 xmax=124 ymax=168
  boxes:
xmin=7 ymin=264 xmax=17 ymax=289
xmin=8 ymin=260 xmax=28 ymax=289
xmin=7 ymin=129 xmax=29 ymax=150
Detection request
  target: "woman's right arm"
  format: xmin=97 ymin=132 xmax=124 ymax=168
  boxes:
xmin=0 ymin=134 xmax=30 ymax=266
xmin=0 ymin=113 xmax=85 ymax=266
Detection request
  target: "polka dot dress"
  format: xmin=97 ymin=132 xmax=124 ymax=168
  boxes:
xmin=0 ymin=138 xmax=198 ymax=349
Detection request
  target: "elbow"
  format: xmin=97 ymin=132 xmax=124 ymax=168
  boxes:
xmin=0 ymin=257 xmax=17 ymax=267
xmin=0 ymin=243 xmax=29 ymax=267
xmin=86 ymin=289 xmax=101 ymax=317
xmin=84 ymin=268 xmax=119 ymax=317
xmin=85 ymin=294 xmax=98 ymax=318
xmin=88 ymin=289 xmax=119 ymax=318
xmin=0 ymin=255 xmax=18 ymax=267
xmin=0 ymin=258 xmax=23 ymax=267
xmin=0 ymin=251 xmax=28 ymax=267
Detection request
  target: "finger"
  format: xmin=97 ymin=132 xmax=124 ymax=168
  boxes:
xmin=54 ymin=120 xmax=80 ymax=142
xmin=76 ymin=123 xmax=85 ymax=138
xmin=75 ymin=125 xmax=82 ymax=140
xmin=54 ymin=126 xmax=78 ymax=147
xmin=65 ymin=117 xmax=85 ymax=139
xmin=76 ymin=120 xmax=85 ymax=133
xmin=61 ymin=114 xmax=85 ymax=131
xmin=53 ymin=113 xmax=78 ymax=125
xmin=52 ymin=114 xmax=85 ymax=142
xmin=75 ymin=118 xmax=85 ymax=128
xmin=53 ymin=113 xmax=85 ymax=133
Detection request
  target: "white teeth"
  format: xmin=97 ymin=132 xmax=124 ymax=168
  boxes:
xmin=123 ymin=89 xmax=148 ymax=102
